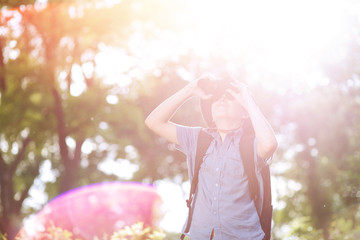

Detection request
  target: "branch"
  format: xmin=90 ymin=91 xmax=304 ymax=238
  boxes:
xmin=0 ymin=36 xmax=6 ymax=91
xmin=16 ymin=161 xmax=41 ymax=210
xmin=0 ymin=151 xmax=7 ymax=227
xmin=52 ymin=88 xmax=70 ymax=163
xmin=0 ymin=151 xmax=6 ymax=171
xmin=81 ymin=59 xmax=95 ymax=88
xmin=9 ymin=136 xmax=31 ymax=175
xmin=73 ymin=139 xmax=85 ymax=164
xmin=66 ymin=119 xmax=92 ymax=135
xmin=66 ymin=64 xmax=72 ymax=94
xmin=0 ymin=219 xmax=4 ymax=234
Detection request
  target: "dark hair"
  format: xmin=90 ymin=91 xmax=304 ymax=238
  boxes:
xmin=200 ymin=97 xmax=216 ymax=128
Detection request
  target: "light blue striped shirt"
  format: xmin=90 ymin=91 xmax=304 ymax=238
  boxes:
xmin=176 ymin=125 xmax=267 ymax=240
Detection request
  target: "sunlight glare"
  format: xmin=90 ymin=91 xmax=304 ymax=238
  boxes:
xmin=106 ymin=95 xmax=119 ymax=104
xmin=70 ymin=64 xmax=86 ymax=96
xmin=95 ymin=46 xmax=136 ymax=87
xmin=97 ymin=159 xmax=139 ymax=180
xmin=180 ymin=0 xmax=347 ymax=90
xmin=88 ymin=0 xmax=348 ymax=92
xmin=155 ymin=180 xmax=188 ymax=232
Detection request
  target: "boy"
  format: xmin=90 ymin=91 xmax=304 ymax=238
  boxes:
xmin=145 ymin=74 xmax=277 ymax=240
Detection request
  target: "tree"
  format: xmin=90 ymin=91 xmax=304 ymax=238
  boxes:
xmin=0 ymin=0 xmax=184 ymax=237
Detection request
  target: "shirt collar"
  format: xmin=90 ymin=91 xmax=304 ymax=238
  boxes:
xmin=203 ymin=127 xmax=244 ymax=143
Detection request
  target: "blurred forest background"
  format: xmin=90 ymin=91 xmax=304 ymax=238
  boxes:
xmin=0 ymin=0 xmax=359 ymax=239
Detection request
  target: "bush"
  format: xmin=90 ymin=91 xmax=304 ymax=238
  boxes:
xmin=13 ymin=222 xmax=166 ymax=240
xmin=111 ymin=222 xmax=165 ymax=240
xmin=1 ymin=233 xmax=7 ymax=240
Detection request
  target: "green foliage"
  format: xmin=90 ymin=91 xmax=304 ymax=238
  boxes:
xmin=272 ymin=84 xmax=360 ymax=239
xmin=14 ymin=222 xmax=165 ymax=240
xmin=0 ymin=233 xmax=7 ymax=240
xmin=111 ymin=222 xmax=165 ymax=240
xmin=37 ymin=224 xmax=82 ymax=240
xmin=0 ymin=0 xmax=36 ymax=8
xmin=284 ymin=217 xmax=323 ymax=240
xmin=1 ymin=0 xmax=189 ymax=237
xmin=329 ymin=217 xmax=360 ymax=240
xmin=274 ymin=215 xmax=360 ymax=240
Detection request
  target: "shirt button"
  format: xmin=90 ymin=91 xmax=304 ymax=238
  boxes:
xmin=215 ymin=183 xmax=219 ymax=187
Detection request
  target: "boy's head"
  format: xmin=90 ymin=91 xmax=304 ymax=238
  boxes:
xmin=199 ymin=74 xmax=254 ymax=134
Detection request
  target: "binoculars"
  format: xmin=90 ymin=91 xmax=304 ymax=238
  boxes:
xmin=197 ymin=77 xmax=237 ymax=100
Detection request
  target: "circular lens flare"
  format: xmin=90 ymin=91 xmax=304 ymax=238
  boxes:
xmin=17 ymin=182 xmax=162 ymax=239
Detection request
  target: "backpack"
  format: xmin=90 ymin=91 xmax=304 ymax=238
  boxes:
xmin=180 ymin=129 xmax=273 ymax=240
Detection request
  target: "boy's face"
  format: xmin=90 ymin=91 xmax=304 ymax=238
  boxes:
xmin=211 ymin=94 xmax=247 ymax=125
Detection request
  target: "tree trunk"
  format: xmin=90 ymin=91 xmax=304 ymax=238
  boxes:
xmin=52 ymin=88 xmax=84 ymax=193
xmin=0 ymin=138 xmax=35 ymax=239
xmin=304 ymin=148 xmax=331 ymax=240
xmin=0 ymin=36 xmax=6 ymax=91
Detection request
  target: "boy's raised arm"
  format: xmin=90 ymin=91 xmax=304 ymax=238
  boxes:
xmin=145 ymin=81 xmax=198 ymax=145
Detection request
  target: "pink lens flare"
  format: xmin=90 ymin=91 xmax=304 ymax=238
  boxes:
xmin=17 ymin=182 xmax=163 ymax=239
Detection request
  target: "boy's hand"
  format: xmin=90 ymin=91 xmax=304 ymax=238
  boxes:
xmin=227 ymin=81 xmax=255 ymax=111
xmin=190 ymin=75 xmax=216 ymax=100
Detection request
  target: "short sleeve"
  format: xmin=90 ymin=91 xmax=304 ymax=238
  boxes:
xmin=175 ymin=125 xmax=202 ymax=155
xmin=254 ymin=138 xmax=272 ymax=173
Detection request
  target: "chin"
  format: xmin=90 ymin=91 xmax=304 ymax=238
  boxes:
xmin=213 ymin=119 xmax=242 ymax=129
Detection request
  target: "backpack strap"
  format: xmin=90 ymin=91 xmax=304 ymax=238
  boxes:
xmin=260 ymin=164 xmax=272 ymax=240
xmin=180 ymin=129 xmax=213 ymax=240
xmin=240 ymin=132 xmax=272 ymax=240
xmin=240 ymin=132 xmax=260 ymax=210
